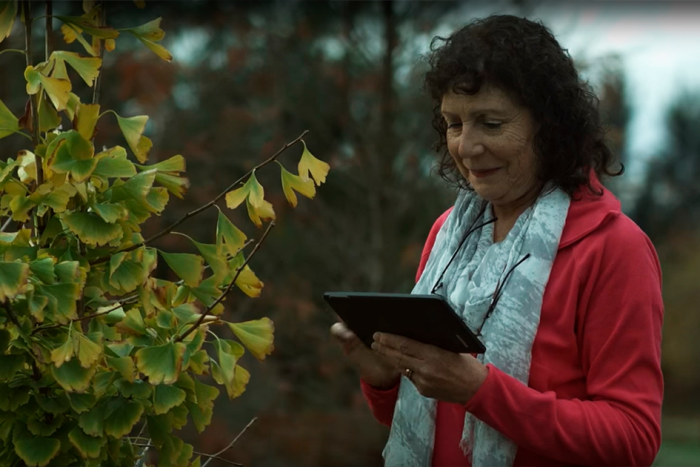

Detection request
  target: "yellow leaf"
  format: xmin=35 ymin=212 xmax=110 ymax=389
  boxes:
xmin=297 ymin=141 xmax=330 ymax=186
xmin=105 ymin=38 xmax=115 ymax=52
xmin=246 ymin=172 xmax=264 ymax=208
xmin=225 ymin=185 xmax=248 ymax=210
xmin=24 ymin=66 xmax=72 ymax=111
xmin=77 ymin=334 xmax=102 ymax=369
xmin=52 ymin=51 xmax=102 ymax=87
xmin=234 ymin=265 xmax=263 ymax=298
xmin=245 ymin=197 xmax=275 ymax=228
xmin=115 ymin=114 xmax=151 ymax=163
xmin=0 ymin=0 xmax=18 ymax=44
xmin=60 ymin=23 xmax=82 ymax=44
xmin=51 ymin=335 xmax=75 ymax=368
xmin=137 ymin=36 xmax=172 ymax=62
xmin=279 ymin=163 xmax=315 ymax=207
xmin=227 ymin=318 xmax=274 ymax=361
xmin=74 ymin=103 xmax=100 ymax=141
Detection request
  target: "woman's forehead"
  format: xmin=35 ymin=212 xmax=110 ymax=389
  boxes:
xmin=441 ymin=86 xmax=519 ymax=115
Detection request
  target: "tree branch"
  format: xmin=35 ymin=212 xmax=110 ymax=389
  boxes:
xmin=89 ymin=130 xmax=308 ymax=267
xmin=201 ymin=417 xmax=257 ymax=467
xmin=131 ymin=442 xmax=243 ymax=467
xmin=175 ymin=222 xmax=274 ymax=343
xmin=31 ymin=296 xmax=135 ymax=335
xmin=45 ymin=0 xmax=52 ymax=62
xmin=91 ymin=1 xmax=106 ymax=106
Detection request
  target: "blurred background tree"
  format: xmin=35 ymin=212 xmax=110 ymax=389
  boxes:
xmin=2 ymin=1 xmax=699 ymax=465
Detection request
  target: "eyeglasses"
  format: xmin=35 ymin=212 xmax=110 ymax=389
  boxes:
xmin=430 ymin=203 xmax=530 ymax=338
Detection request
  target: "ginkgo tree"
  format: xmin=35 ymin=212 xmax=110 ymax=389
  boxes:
xmin=0 ymin=1 xmax=330 ymax=466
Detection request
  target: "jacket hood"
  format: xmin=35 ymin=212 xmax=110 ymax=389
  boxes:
xmin=558 ymin=173 xmax=621 ymax=249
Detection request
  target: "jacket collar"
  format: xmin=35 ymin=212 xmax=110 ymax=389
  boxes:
xmin=558 ymin=172 xmax=621 ymax=249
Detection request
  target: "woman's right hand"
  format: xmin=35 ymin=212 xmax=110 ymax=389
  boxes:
xmin=330 ymin=322 xmax=401 ymax=389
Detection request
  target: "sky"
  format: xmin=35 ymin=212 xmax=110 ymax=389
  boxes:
xmin=448 ymin=1 xmax=700 ymax=182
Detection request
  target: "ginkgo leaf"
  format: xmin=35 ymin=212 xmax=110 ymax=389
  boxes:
xmin=216 ymin=209 xmax=247 ymax=256
xmin=246 ymin=197 xmax=275 ymax=228
xmin=135 ymin=36 xmax=172 ymax=62
xmin=0 ymin=0 xmax=18 ymax=44
xmin=153 ymin=384 xmax=186 ymax=415
xmin=116 ymin=308 xmax=146 ymax=336
xmin=13 ymin=425 xmax=61 ymax=467
xmin=0 ymin=261 xmax=30 ymax=301
xmin=52 ymin=51 xmax=102 ymax=87
xmin=115 ymin=114 xmax=151 ymax=163
xmin=78 ymin=403 xmax=105 ymax=436
xmin=246 ymin=171 xmax=265 ymax=208
xmin=92 ymin=202 xmax=126 ymax=223
xmin=159 ymin=251 xmax=204 ymax=287
xmin=279 ymin=163 xmax=316 ymax=207
xmin=0 ymin=97 xmax=19 ymax=140
xmin=56 ymin=15 xmax=119 ymax=39
xmin=29 ymin=257 xmax=56 ymax=284
xmin=227 ymin=317 xmax=275 ymax=361
xmin=154 ymin=172 xmax=189 ymax=199
xmin=67 ymin=392 xmax=96 ymax=414
xmin=135 ymin=341 xmax=186 ymax=385
xmin=92 ymin=146 xmax=136 ymax=185
xmin=68 ymin=426 xmax=107 ymax=459
xmin=191 ymin=240 xmax=228 ymax=282
xmin=37 ymin=92 xmax=61 ymax=132
xmin=137 ymin=154 xmax=185 ymax=172
xmin=51 ymin=333 xmax=75 ymax=368
xmin=224 ymin=186 xmax=248 ymax=210
xmin=298 ymin=141 xmax=330 ymax=186
xmin=51 ymin=358 xmax=96 ymax=392
xmin=63 ymin=212 xmax=123 ymax=246
xmin=74 ymin=103 xmax=100 ymax=140
xmin=104 ymin=399 xmax=143 ymax=438
xmin=105 ymin=38 xmax=115 ymax=51
xmin=24 ymin=66 xmax=72 ymax=111
xmin=212 ymin=339 xmax=244 ymax=399
xmin=76 ymin=333 xmax=102 ymax=368
xmin=105 ymin=356 xmax=135 ymax=383
xmin=125 ymin=18 xmax=164 ymax=41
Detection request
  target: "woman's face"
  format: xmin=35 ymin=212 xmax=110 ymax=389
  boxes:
xmin=441 ymin=85 xmax=541 ymax=208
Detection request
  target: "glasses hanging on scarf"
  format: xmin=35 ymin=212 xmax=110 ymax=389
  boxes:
xmin=430 ymin=201 xmax=531 ymax=339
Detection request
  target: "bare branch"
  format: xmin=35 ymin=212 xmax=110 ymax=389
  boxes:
xmin=89 ymin=130 xmax=308 ymax=267
xmin=175 ymin=222 xmax=274 ymax=343
xmin=201 ymin=417 xmax=258 ymax=467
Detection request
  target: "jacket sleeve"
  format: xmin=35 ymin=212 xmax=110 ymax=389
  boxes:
xmin=360 ymin=208 xmax=453 ymax=426
xmin=464 ymin=215 xmax=664 ymax=467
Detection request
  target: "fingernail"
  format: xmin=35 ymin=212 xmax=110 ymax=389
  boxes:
xmin=371 ymin=343 xmax=378 ymax=351
xmin=373 ymin=332 xmax=380 ymax=341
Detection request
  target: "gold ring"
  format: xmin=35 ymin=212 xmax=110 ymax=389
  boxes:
xmin=404 ymin=368 xmax=413 ymax=380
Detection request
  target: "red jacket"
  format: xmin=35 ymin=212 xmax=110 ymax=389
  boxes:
xmin=361 ymin=181 xmax=664 ymax=467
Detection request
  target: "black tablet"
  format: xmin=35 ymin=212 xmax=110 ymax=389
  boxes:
xmin=323 ymin=292 xmax=486 ymax=354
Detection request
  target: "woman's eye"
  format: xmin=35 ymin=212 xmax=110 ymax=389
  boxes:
xmin=446 ymin=122 xmax=462 ymax=130
xmin=483 ymin=121 xmax=502 ymax=130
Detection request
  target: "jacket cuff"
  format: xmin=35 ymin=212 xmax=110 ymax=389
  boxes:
xmin=360 ymin=378 xmax=400 ymax=398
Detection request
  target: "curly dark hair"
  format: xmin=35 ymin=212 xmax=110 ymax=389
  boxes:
xmin=424 ymin=15 xmax=623 ymax=197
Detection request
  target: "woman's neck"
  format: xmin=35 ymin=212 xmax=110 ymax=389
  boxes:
xmin=491 ymin=183 xmax=544 ymax=242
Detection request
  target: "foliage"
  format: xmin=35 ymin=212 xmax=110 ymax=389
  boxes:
xmin=0 ymin=1 xmax=329 ymax=466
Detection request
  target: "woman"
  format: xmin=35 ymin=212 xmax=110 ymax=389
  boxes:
xmin=330 ymin=15 xmax=664 ymax=467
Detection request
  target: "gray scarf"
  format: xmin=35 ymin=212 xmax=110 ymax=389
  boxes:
xmin=383 ymin=186 xmax=570 ymax=467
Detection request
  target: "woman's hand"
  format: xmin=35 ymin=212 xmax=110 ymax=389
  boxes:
xmin=330 ymin=322 xmax=401 ymax=389
xmin=371 ymin=332 xmax=488 ymax=405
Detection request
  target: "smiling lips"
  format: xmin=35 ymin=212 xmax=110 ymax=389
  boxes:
xmin=469 ymin=168 xmax=501 ymax=178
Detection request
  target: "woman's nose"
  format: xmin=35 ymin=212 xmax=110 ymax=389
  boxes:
xmin=458 ymin=127 xmax=485 ymax=159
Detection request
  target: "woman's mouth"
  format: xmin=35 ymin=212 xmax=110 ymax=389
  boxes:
xmin=469 ymin=168 xmax=501 ymax=178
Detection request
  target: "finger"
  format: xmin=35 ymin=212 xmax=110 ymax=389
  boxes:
xmin=371 ymin=341 xmax=423 ymax=369
xmin=330 ymin=322 xmax=357 ymax=341
xmin=373 ymin=333 xmax=427 ymax=359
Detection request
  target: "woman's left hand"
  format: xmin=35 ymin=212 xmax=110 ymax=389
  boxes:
xmin=371 ymin=332 xmax=488 ymax=405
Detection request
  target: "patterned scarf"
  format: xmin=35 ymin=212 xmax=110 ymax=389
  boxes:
xmin=383 ymin=186 xmax=570 ymax=467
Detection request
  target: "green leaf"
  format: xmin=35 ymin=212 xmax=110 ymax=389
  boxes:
xmin=13 ymin=424 xmax=61 ymax=467
xmin=0 ymin=328 xmax=10 ymax=352
xmin=216 ymin=209 xmax=247 ymax=256
xmin=154 ymin=172 xmax=189 ymax=199
xmin=0 ymin=261 xmax=29 ymax=301
xmin=35 ymin=393 xmax=70 ymax=414
xmin=57 ymin=15 xmax=119 ymax=39
xmin=76 ymin=332 xmax=102 ymax=368
xmin=92 ymin=202 xmax=126 ymax=223
xmin=0 ymin=354 xmax=25 ymax=381
xmin=194 ymin=377 xmax=219 ymax=407
xmin=153 ymin=384 xmax=186 ymax=415
xmin=74 ymin=102 xmax=101 ymax=140
xmin=115 ymin=114 xmax=151 ymax=163
xmin=104 ymin=399 xmax=143 ymax=438
xmin=37 ymin=92 xmax=62 ymax=132
xmin=105 ymin=355 xmax=135 ymax=383
xmin=279 ymin=163 xmax=316 ymax=207
xmin=298 ymin=140 xmax=330 ymax=186
xmin=228 ymin=319 xmax=274 ymax=361
xmin=29 ymin=257 xmax=56 ymax=284
xmin=116 ymin=308 xmax=146 ymax=336
xmin=27 ymin=413 xmax=64 ymax=436
xmin=78 ymin=403 xmax=105 ymax=436
xmin=51 ymin=334 xmax=75 ymax=368
xmin=213 ymin=339 xmax=245 ymax=399
xmin=135 ymin=341 xmax=186 ymax=385
xmin=63 ymin=212 xmax=123 ymax=247
xmin=67 ymin=392 xmax=96 ymax=413
xmin=137 ymin=154 xmax=185 ymax=173
xmin=92 ymin=146 xmax=136 ymax=180
xmin=124 ymin=18 xmax=165 ymax=41
xmin=52 ymin=51 xmax=102 ymax=87
xmin=111 ymin=168 xmax=156 ymax=202
xmin=0 ymin=97 xmax=19 ymax=140
xmin=109 ymin=251 xmax=145 ymax=293
xmin=51 ymin=358 xmax=96 ymax=392
xmin=68 ymin=426 xmax=107 ymax=459
xmin=0 ymin=0 xmax=18 ymax=44
xmin=159 ymin=251 xmax=204 ymax=287
xmin=192 ymin=240 xmax=228 ymax=282
xmin=36 ymin=282 xmax=82 ymax=323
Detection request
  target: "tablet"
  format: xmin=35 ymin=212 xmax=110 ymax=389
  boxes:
xmin=323 ymin=292 xmax=485 ymax=354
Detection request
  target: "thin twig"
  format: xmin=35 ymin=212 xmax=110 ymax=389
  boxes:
xmin=0 ymin=217 xmax=13 ymax=232
xmin=88 ymin=130 xmax=308 ymax=267
xmin=175 ymin=222 xmax=274 ymax=343
xmin=131 ymin=443 xmax=242 ymax=467
xmin=31 ymin=297 xmax=133 ymax=335
xmin=45 ymin=1 xmax=52 ymax=62
xmin=0 ymin=49 xmax=27 ymax=57
xmin=201 ymin=417 xmax=258 ymax=467
xmin=91 ymin=1 xmax=105 ymax=106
